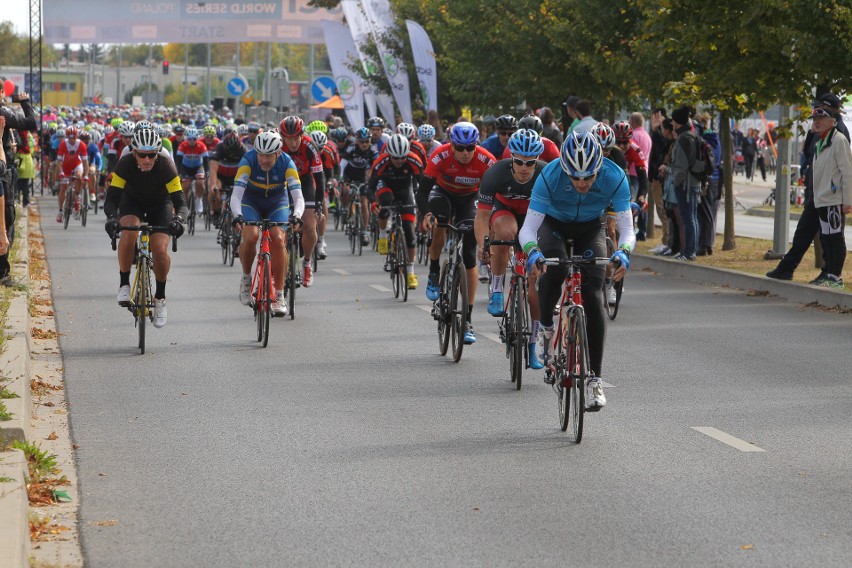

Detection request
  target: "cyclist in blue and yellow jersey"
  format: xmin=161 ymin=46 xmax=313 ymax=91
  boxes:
xmin=232 ymin=131 xmax=304 ymax=317
xmin=519 ymin=131 xmax=634 ymax=411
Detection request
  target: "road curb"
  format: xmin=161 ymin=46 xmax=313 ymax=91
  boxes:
xmin=746 ymin=207 xmax=802 ymax=221
xmin=633 ymin=253 xmax=852 ymax=310
xmin=0 ymin=449 xmax=28 ymax=568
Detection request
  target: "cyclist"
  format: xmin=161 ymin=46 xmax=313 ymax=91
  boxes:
xmin=417 ymin=121 xmax=496 ymax=344
xmin=480 ymin=114 xmax=518 ymax=158
xmin=242 ymin=121 xmax=261 ymax=150
xmin=158 ymin=124 xmax=173 ymax=158
xmin=175 ymin=127 xmax=209 ymax=218
xmin=341 ymin=127 xmax=380 ymax=247
xmin=106 ymin=121 xmax=135 ymax=176
xmin=103 ymin=128 xmax=187 ymax=329
xmin=370 ymin=134 xmax=423 ymax=289
xmin=279 ymin=116 xmax=325 ymax=287
xmin=80 ymin=130 xmax=101 ymax=208
xmin=232 ymin=131 xmax=304 ymax=317
xmin=500 ymin=115 xmax=561 ymax=163
xmin=612 ymin=120 xmax=649 ymax=220
xmin=169 ymin=123 xmax=186 ymax=151
xmin=309 ymin=129 xmax=340 ymax=259
xmin=55 ymin=126 xmax=89 ymax=223
xmin=367 ymin=116 xmax=390 ymax=153
xmin=396 ymin=122 xmax=427 ymax=169
xmin=209 ymin=131 xmax=246 ymax=227
xmin=476 ymin=129 xmax=547 ymax=368
xmin=202 ymin=124 xmax=221 ymax=152
xmin=520 ymin=131 xmax=634 ymax=411
xmin=418 ymin=124 xmax=441 ymax=158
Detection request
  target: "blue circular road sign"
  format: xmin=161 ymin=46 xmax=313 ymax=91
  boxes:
xmin=227 ymin=77 xmax=248 ymax=97
xmin=312 ymin=76 xmax=337 ymax=103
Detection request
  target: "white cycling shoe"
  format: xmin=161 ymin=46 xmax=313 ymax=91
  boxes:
xmin=586 ymin=376 xmax=606 ymax=411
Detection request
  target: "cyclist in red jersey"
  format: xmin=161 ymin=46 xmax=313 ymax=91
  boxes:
xmin=279 ymin=116 xmax=325 ymax=287
xmin=416 ymin=121 xmax=496 ymax=344
xmin=175 ymin=128 xmax=210 ymax=216
xmin=55 ymin=125 xmax=89 ymax=223
xmin=202 ymin=125 xmax=221 ymax=152
xmin=396 ymin=123 xmax=427 ymax=172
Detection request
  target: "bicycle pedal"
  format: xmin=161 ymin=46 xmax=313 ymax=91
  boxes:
xmin=543 ymin=370 xmax=556 ymax=385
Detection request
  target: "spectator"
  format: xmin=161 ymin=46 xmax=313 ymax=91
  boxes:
xmin=647 ymin=108 xmax=671 ymax=250
xmin=697 ymin=124 xmax=723 ymax=255
xmin=659 ymin=118 xmax=682 ymax=256
xmin=629 ymin=112 xmax=652 ymax=240
xmin=741 ymin=128 xmax=758 ymax=180
xmin=426 ymin=109 xmax=443 ymax=141
xmin=538 ymin=106 xmax=563 ymax=147
xmin=0 ymin=116 xmax=8 ymax=261
xmin=561 ymin=95 xmax=580 ymax=133
xmin=669 ymin=105 xmax=701 ymax=260
xmin=572 ymin=99 xmax=597 ymax=134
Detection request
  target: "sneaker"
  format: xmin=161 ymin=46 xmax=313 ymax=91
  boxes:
xmin=56 ymin=212 xmax=63 ymax=223
xmin=766 ymin=268 xmax=794 ymax=281
xmin=153 ymin=298 xmax=168 ymax=328
xmin=426 ymin=272 xmax=440 ymax=301
xmin=117 ymin=285 xmax=131 ymax=306
xmin=272 ymin=293 xmax=288 ymax=316
xmin=586 ymin=376 xmax=606 ymax=411
xmin=487 ymin=291 xmax=504 ymax=316
xmin=536 ymin=326 xmax=554 ymax=367
xmin=303 ymin=265 xmax=313 ymax=288
xmin=659 ymin=248 xmax=676 ymax=257
xmin=529 ymin=343 xmax=544 ymax=370
xmin=463 ymin=322 xmax=476 ymax=345
xmin=672 ymin=253 xmax=695 ymax=261
xmin=318 ymin=241 xmax=328 ymax=260
xmin=478 ymin=263 xmax=490 ymax=283
xmin=808 ymin=272 xmax=827 ymax=286
xmin=360 ymin=230 xmax=370 ymax=246
xmin=239 ymin=275 xmax=252 ymax=305
xmin=377 ymin=237 xmax=389 ymax=255
xmin=607 ymin=284 xmax=618 ymax=305
xmin=407 ymin=272 xmax=418 ymax=289
xmin=648 ymin=244 xmax=667 ymax=254
xmin=818 ymin=274 xmax=844 ymax=289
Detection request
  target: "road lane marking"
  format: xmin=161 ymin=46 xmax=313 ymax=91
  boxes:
xmin=691 ymin=427 xmax=767 ymax=452
xmin=416 ymin=305 xmax=432 ymax=313
xmin=370 ymin=284 xmax=391 ymax=292
xmin=481 ymin=332 xmax=503 ymax=344
xmin=600 ymin=380 xmax=616 ymax=388
xmin=333 ymin=269 xmax=351 ymax=275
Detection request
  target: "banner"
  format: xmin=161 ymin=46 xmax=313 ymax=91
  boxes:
xmin=362 ymin=0 xmax=413 ymax=124
xmin=405 ymin=20 xmax=437 ymax=116
xmin=321 ymin=20 xmax=365 ymax=131
xmin=43 ymin=0 xmax=342 ymax=44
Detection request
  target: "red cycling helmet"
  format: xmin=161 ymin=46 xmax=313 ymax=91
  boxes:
xmin=279 ymin=116 xmax=305 ymax=137
xmin=65 ymin=126 xmax=78 ymax=137
xmin=612 ymin=121 xmax=633 ymax=143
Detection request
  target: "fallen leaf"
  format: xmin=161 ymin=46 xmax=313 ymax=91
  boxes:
xmin=741 ymin=544 xmax=754 ymax=550
xmin=46 ymin=432 xmax=58 ymax=440
xmin=473 ymin=507 xmax=480 ymax=512
xmin=72 ymin=444 xmax=80 ymax=450
xmin=91 ymin=520 xmax=119 ymax=527
xmin=41 ymin=401 xmax=55 ymax=407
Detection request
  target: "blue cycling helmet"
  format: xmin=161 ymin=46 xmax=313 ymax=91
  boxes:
xmin=417 ymin=124 xmax=436 ymax=141
xmin=355 ymin=127 xmax=370 ymax=140
xmin=559 ymin=131 xmax=603 ymax=178
xmin=448 ymin=121 xmax=479 ymax=145
xmin=507 ymin=129 xmax=544 ymax=157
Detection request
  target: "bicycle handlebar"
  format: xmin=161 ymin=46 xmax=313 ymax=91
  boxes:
xmin=541 ymin=256 xmax=611 ymax=266
xmin=111 ymin=224 xmax=177 ymax=252
xmin=243 ymin=220 xmax=291 ymax=228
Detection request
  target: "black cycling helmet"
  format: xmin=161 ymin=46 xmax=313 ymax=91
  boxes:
xmin=367 ymin=116 xmax=385 ymax=128
xmin=518 ymin=114 xmax=543 ymax=134
xmin=495 ymin=114 xmax=518 ymax=132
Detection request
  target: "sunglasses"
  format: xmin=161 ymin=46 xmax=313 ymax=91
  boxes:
xmin=810 ymin=107 xmax=832 ymax=118
xmin=454 ymin=144 xmax=476 ymax=153
xmin=134 ymin=151 xmax=158 ymax=160
xmin=512 ymin=157 xmax=538 ymax=167
xmin=568 ymin=173 xmax=596 ymax=182
xmin=498 ymin=131 xmax=514 ymax=136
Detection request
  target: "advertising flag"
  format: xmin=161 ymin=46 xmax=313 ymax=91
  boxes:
xmin=405 ymin=20 xmax=437 ymax=116
xmin=321 ymin=20 xmax=365 ymax=130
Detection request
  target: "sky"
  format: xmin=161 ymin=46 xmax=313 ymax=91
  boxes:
xmin=4 ymin=2 xmax=32 ymax=36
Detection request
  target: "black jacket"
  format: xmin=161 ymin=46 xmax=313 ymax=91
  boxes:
xmin=0 ymin=99 xmax=38 ymax=158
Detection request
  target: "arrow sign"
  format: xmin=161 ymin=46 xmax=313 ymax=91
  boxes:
xmin=227 ymin=76 xmax=248 ymax=97
xmin=311 ymin=76 xmax=337 ymax=103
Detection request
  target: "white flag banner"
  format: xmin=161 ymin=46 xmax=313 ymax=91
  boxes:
xmin=405 ymin=20 xmax=437 ymax=116
xmin=362 ymin=0 xmax=413 ymax=124
xmin=321 ymin=20 xmax=365 ymax=131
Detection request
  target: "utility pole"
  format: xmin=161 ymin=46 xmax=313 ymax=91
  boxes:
xmin=767 ymin=105 xmax=792 ymax=258
xmin=116 ymin=44 xmax=121 ymax=105
xmin=147 ymin=44 xmax=152 ymax=103
xmin=184 ymin=43 xmax=189 ymax=104
xmin=206 ymin=43 xmax=211 ymax=105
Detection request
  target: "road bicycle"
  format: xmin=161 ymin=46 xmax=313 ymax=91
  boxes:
xmin=415 ymin=212 xmax=431 ymax=266
xmin=540 ymin=244 xmax=610 ymax=443
xmin=111 ymin=224 xmax=177 ymax=354
xmin=345 ymin=183 xmax=365 ymax=255
xmin=328 ymin=182 xmax=344 ymax=231
xmin=245 ymin=219 xmax=290 ymax=347
xmin=202 ymin=187 xmax=212 ymax=231
xmin=284 ymin=224 xmax=304 ymax=320
xmin=382 ymin=205 xmax=409 ymax=302
xmin=487 ymin=238 xmax=531 ymax=390
xmin=61 ymin=181 xmax=87 ymax=229
xmin=604 ymin=236 xmax=624 ymax=320
xmin=217 ymin=187 xmax=239 ymax=267
xmin=431 ymin=222 xmax=469 ymax=363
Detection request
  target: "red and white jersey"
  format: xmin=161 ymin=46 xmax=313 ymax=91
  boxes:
xmin=424 ymin=143 xmax=496 ymax=195
xmin=282 ymin=135 xmax=323 ymax=179
xmin=500 ymin=136 xmax=561 ymax=163
xmin=57 ymin=138 xmax=88 ymax=174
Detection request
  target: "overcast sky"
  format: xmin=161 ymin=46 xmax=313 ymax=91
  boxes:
xmin=4 ymin=2 xmax=32 ymax=36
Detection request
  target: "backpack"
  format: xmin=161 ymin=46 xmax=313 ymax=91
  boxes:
xmin=688 ymin=133 xmax=716 ymax=184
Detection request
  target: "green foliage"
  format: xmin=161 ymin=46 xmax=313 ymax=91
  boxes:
xmin=10 ymin=440 xmax=58 ymax=482
xmin=0 ymin=400 xmax=11 ymax=421
xmin=0 ymin=21 xmax=59 ymax=67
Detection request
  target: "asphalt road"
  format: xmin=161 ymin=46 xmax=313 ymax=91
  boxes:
xmin=43 ymin=208 xmax=852 ymax=567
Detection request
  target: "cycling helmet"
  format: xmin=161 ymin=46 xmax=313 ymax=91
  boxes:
xmin=309 ymin=130 xmax=327 ymax=148
xmin=89 ymin=130 xmax=102 ymax=144
xmin=203 ymin=124 xmax=217 ymax=137
xmin=110 ymin=117 xmax=123 ymax=127
xmin=507 ymin=129 xmax=544 ymax=157
xmin=237 ymin=123 xmax=248 ymax=136
xmin=117 ymin=121 xmax=135 ymax=137
xmin=306 ymin=120 xmax=328 ymax=134
xmin=131 ymin=128 xmax=162 ymax=152
xmin=254 ymin=131 xmax=283 ymax=154
xmin=367 ymin=116 xmax=385 ymax=128
xmin=158 ymin=124 xmax=172 ymax=137
xmin=185 ymin=127 xmax=199 ymax=141
xmin=396 ymin=122 xmax=417 ymax=141
xmin=134 ymin=120 xmax=153 ymax=132
xmin=55 ymin=129 xmax=65 ymax=138
xmin=279 ymin=116 xmax=305 ymax=137
xmin=518 ymin=114 xmax=543 ymax=134
xmin=386 ymin=134 xmax=410 ymax=158
xmin=65 ymin=126 xmax=78 ymax=137
xmin=612 ymin=121 xmax=633 ymax=142
xmin=559 ymin=131 xmax=603 ymax=178
xmin=355 ymin=127 xmax=370 ymax=140
xmin=104 ymin=125 xmax=114 ymax=135
xmin=495 ymin=114 xmax=518 ymax=132
xmin=417 ymin=124 xmax=436 ymax=141
xmin=173 ymin=123 xmax=186 ymax=134
xmin=221 ymin=132 xmax=243 ymax=153
xmin=448 ymin=121 xmax=479 ymax=145
xmin=329 ymin=127 xmax=348 ymax=142
xmin=78 ymin=130 xmax=90 ymax=142
xmin=247 ymin=121 xmax=262 ymax=134
xmin=591 ymin=122 xmax=616 ymax=150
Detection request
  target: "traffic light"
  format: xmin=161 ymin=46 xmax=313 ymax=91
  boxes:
xmin=162 ymin=60 xmax=169 ymax=75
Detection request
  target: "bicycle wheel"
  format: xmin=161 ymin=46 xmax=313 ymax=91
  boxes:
xmin=604 ymin=237 xmax=618 ymax=320
xmin=260 ymin=258 xmax=272 ymax=347
xmin=608 ymin=277 xmax=624 ymax=320
xmin=437 ymin=262 xmax=450 ymax=356
xmin=220 ymin=225 xmax=229 ymax=264
xmin=63 ymin=190 xmax=72 ymax=230
xmin=288 ymin=236 xmax=297 ymax=320
xmin=390 ymin=241 xmax=400 ymax=299
xmin=253 ymin=265 xmax=263 ymax=342
xmin=230 ymin=233 xmax=239 ymax=267
xmin=203 ymin=198 xmax=212 ymax=231
xmin=510 ymin=280 xmax=524 ymax=389
xmin=187 ymin=209 xmax=196 ymax=236
xmin=450 ymin=263 xmax=468 ymax=363
xmin=93 ymin=192 xmax=99 ymax=215
xmin=567 ymin=309 xmax=588 ymax=442
xmin=398 ymin=229 xmax=409 ymax=303
xmin=357 ymin=213 xmax=364 ymax=256
xmin=136 ymin=262 xmax=147 ymax=354
xmin=81 ymin=194 xmax=88 ymax=227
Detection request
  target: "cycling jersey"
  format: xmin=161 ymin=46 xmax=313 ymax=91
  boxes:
xmin=282 ymin=136 xmax=324 ymax=208
xmin=368 ymin=152 xmax=423 ymax=196
xmin=104 ymin=153 xmax=188 ymax=223
xmin=500 ymin=137 xmax=561 ymax=163
xmin=477 ymin=158 xmax=545 ymax=216
xmin=422 ymin=143 xmax=496 ymax=196
xmin=230 ymin=149 xmax=304 ymax=221
xmin=480 ymin=133 xmax=508 ymax=158
xmin=161 ymin=138 xmax=173 ymax=159
xmin=409 ymin=139 xmax=428 ymax=171
xmin=341 ymin=143 xmax=379 ymax=183
xmin=57 ymin=139 xmax=88 ymax=176
xmin=175 ymin=140 xmax=209 ymax=170
xmin=210 ymin=144 xmax=246 ymax=180
xmin=203 ymin=136 xmax=220 ymax=152
xmin=319 ymin=143 xmax=341 ymax=179
xmin=86 ymin=142 xmax=102 ymax=171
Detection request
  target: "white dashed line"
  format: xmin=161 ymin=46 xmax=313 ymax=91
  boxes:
xmin=481 ymin=332 xmax=503 ymax=344
xmin=691 ymin=427 xmax=767 ymax=452
xmin=333 ymin=269 xmax=351 ymax=275
xmin=416 ymin=305 xmax=433 ymax=313
xmin=369 ymin=284 xmax=392 ymax=292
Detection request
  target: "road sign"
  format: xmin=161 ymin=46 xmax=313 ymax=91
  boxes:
xmin=227 ymin=76 xmax=248 ymax=97
xmin=311 ymin=76 xmax=337 ymax=103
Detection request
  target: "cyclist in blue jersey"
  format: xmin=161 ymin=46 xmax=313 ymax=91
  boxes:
xmin=480 ymin=114 xmax=518 ymax=159
xmin=519 ymin=131 xmax=634 ymax=411
xmin=231 ymin=131 xmax=304 ymax=317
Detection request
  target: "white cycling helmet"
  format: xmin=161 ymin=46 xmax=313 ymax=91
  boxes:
xmin=309 ymin=130 xmax=327 ymax=148
xmin=386 ymin=134 xmax=410 ymax=158
xmin=131 ymin=128 xmax=163 ymax=152
xmin=254 ymin=131 xmax=283 ymax=154
xmin=559 ymin=130 xmax=603 ymax=179
xmin=117 ymin=121 xmax=136 ymax=137
xmin=396 ymin=122 xmax=416 ymax=141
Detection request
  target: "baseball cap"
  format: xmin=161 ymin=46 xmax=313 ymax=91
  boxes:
xmin=814 ymin=92 xmax=844 ymax=114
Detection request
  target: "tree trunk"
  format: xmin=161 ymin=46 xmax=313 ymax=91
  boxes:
xmin=720 ymin=113 xmax=736 ymax=251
